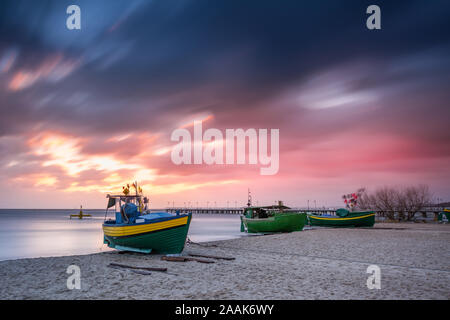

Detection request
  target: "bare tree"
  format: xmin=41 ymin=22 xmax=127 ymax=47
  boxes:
xmin=403 ymin=185 xmax=432 ymax=220
xmin=395 ymin=188 xmax=408 ymax=220
xmin=355 ymin=185 xmax=432 ymax=221
xmin=356 ymin=188 xmax=372 ymax=211
xmin=373 ymin=186 xmax=399 ymax=220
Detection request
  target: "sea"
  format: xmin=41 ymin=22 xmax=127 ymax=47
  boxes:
xmin=0 ymin=209 xmax=243 ymax=261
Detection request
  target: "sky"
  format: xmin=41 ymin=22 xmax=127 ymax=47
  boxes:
xmin=0 ymin=0 xmax=449 ymax=209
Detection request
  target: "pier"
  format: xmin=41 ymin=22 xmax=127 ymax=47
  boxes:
xmin=162 ymin=206 xmax=447 ymax=221
xmin=165 ymin=207 xmax=244 ymax=215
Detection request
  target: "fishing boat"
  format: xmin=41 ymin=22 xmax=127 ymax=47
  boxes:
xmin=308 ymin=189 xmax=375 ymax=227
xmin=438 ymin=209 xmax=450 ymax=223
xmin=308 ymin=209 xmax=375 ymax=227
xmin=241 ymin=208 xmax=307 ymax=233
xmin=240 ymin=191 xmax=307 ymax=233
xmin=102 ymin=183 xmax=192 ymax=254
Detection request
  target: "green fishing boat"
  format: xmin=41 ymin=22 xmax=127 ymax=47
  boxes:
xmin=308 ymin=209 xmax=375 ymax=227
xmin=240 ymin=194 xmax=307 ymax=233
xmin=438 ymin=209 xmax=450 ymax=223
xmin=103 ymin=183 xmax=191 ymax=254
xmin=308 ymin=189 xmax=375 ymax=227
xmin=242 ymin=209 xmax=307 ymax=233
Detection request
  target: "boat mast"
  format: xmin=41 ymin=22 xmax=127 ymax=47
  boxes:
xmin=247 ymin=188 xmax=252 ymax=207
xmin=135 ymin=180 xmax=138 ymax=198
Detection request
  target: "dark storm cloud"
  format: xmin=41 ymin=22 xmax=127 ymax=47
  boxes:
xmin=0 ymin=0 xmax=448 ymax=134
xmin=1 ymin=0 xmax=450 ymax=207
xmin=0 ymin=0 xmax=449 ymax=154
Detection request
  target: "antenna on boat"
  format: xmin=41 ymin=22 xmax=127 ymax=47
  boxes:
xmin=247 ymin=188 xmax=252 ymax=207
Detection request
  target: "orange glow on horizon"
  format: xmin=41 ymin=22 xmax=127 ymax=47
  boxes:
xmin=21 ymin=131 xmax=243 ymax=197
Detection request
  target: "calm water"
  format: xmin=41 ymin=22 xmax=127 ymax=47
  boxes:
xmin=0 ymin=209 xmax=243 ymax=261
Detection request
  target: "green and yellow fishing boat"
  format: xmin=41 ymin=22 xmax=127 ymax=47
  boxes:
xmin=308 ymin=209 xmax=375 ymax=227
xmin=241 ymin=200 xmax=307 ymax=233
xmin=103 ymin=184 xmax=191 ymax=254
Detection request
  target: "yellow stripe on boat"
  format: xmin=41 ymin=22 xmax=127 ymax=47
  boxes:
xmin=103 ymin=216 xmax=188 ymax=237
xmin=309 ymin=213 xmax=375 ymax=221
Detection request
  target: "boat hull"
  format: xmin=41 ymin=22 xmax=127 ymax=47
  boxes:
xmin=242 ymin=212 xmax=307 ymax=233
xmin=103 ymin=213 xmax=191 ymax=254
xmin=308 ymin=212 xmax=375 ymax=227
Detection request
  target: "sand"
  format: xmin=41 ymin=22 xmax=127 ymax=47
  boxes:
xmin=0 ymin=222 xmax=449 ymax=300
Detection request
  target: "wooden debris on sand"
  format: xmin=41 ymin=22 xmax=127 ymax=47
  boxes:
xmin=161 ymin=256 xmax=215 ymax=264
xmin=188 ymin=253 xmax=235 ymax=261
xmin=362 ymin=227 xmax=406 ymax=230
xmin=108 ymin=262 xmax=167 ymax=272
xmin=129 ymin=269 xmax=152 ymax=275
xmin=108 ymin=264 xmax=152 ymax=275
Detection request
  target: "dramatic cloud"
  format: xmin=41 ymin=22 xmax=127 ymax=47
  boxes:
xmin=0 ymin=0 xmax=449 ymax=208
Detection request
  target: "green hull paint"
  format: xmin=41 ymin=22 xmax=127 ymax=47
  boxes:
xmin=438 ymin=211 xmax=450 ymax=222
xmin=104 ymin=214 xmax=192 ymax=254
xmin=308 ymin=212 xmax=375 ymax=227
xmin=243 ymin=212 xmax=307 ymax=233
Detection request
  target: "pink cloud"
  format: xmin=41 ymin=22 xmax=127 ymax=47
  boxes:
xmin=8 ymin=54 xmax=80 ymax=91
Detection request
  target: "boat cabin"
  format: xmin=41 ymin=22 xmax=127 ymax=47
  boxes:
xmin=243 ymin=204 xmax=292 ymax=219
xmin=105 ymin=194 xmax=149 ymax=224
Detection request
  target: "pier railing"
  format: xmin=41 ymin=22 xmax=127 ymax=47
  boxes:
xmin=165 ymin=207 xmax=244 ymax=215
xmin=161 ymin=206 xmax=446 ymax=221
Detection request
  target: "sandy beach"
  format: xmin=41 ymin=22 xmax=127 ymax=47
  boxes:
xmin=0 ymin=222 xmax=449 ymax=300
